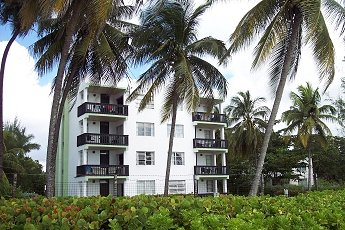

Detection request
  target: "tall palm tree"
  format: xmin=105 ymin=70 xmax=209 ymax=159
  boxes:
xmin=127 ymin=0 xmax=228 ymax=195
xmin=225 ymin=90 xmax=270 ymax=159
xmin=33 ymin=0 xmax=137 ymax=197
xmin=0 ymin=0 xmax=48 ymax=180
xmin=223 ymin=0 xmax=345 ymax=195
xmin=280 ymin=82 xmax=336 ymax=190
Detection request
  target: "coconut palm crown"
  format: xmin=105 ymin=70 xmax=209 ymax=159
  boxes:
xmin=225 ymin=90 xmax=270 ymax=158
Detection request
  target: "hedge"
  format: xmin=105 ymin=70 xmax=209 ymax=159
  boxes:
xmin=1 ymin=189 xmax=345 ymax=229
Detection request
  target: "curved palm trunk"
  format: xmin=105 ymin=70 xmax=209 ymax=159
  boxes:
xmin=46 ymin=6 xmax=81 ymax=197
xmin=164 ymin=96 xmax=178 ymax=195
xmin=0 ymin=30 xmax=20 ymax=179
xmin=249 ymin=17 xmax=302 ymax=196
xmin=50 ymin=66 xmax=78 ymax=196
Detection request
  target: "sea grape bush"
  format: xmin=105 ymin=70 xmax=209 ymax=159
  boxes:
xmin=1 ymin=189 xmax=345 ymax=229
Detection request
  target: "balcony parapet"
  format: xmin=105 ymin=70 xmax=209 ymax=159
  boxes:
xmin=77 ymin=102 xmax=128 ymax=117
xmin=194 ymin=166 xmax=228 ymax=175
xmin=76 ymin=165 xmax=129 ymax=177
xmin=193 ymin=138 xmax=228 ymax=149
xmin=77 ymin=133 xmax=128 ymax=147
xmin=192 ymin=112 xmax=226 ymax=123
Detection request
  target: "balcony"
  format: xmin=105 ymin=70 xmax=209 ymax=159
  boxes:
xmin=77 ymin=133 xmax=128 ymax=147
xmin=76 ymin=165 xmax=129 ymax=177
xmin=194 ymin=166 xmax=228 ymax=175
xmin=193 ymin=138 xmax=228 ymax=149
xmin=77 ymin=102 xmax=128 ymax=117
xmin=192 ymin=112 xmax=226 ymax=124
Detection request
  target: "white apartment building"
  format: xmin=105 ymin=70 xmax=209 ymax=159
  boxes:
xmin=55 ymin=80 xmax=229 ymax=196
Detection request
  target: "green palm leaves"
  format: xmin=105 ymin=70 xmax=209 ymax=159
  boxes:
xmin=225 ymin=91 xmax=270 ymax=158
xmin=128 ymin=0 xmax=227 ymax=120
xmin=225 ymin=0 xmax=345 ymax=195
xmin=281 ymin=82 xmax=336 ymax=149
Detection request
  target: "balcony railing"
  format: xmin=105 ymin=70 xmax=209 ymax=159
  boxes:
xmin=193 ymin=138 xmax=228 ymax=149
xmin=76 ymin=165 xmax=129 ymax=177
xmin=192 ymin=112 xmax=226 ymax=123
xmin=77 ymin=133 xmax=128 ymax=147
xmin=194 ymin=166 xmax=228 ymax=175
xmin=77 ymin=102 xmax=128 ymax=117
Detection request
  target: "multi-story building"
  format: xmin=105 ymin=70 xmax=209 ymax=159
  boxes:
xmin=56 ymin=80 xmax=229 ymax=196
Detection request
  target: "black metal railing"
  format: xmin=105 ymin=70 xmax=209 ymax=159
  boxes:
xmin=76 ymin=165 xmax=129 ymax=177
xmin=193 ymin=138 xmax=228 ymax=149
xmin=77 ymin=133 xmax=128 ymax=147
xmin=77 ymin=102 xmax=128 ymax=117
xmin=194 ymin=166 xmax=228 ymax=175
xmin=192 ymin=112 xmax=226 ymax=123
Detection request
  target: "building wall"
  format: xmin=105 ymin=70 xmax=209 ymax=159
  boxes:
xmin=57 ymin=80 xmax=227 ymax=196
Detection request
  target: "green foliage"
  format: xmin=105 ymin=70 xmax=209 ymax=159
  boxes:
xmin=225 ymin=90 xmax=270 ymax=158
xmin=2 ymin=190 xmax=345 ymax=229
xmin=0 ymin=173 xmax=11 ymax=197
xmin=3 ymin=118 xmax=45 ymax=195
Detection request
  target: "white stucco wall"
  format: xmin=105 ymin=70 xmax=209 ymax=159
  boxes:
xmin=60 ymin=80 xmax=227 ymax=196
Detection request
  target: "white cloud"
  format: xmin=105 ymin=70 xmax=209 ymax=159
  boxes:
xmin=0 ymin=41 xmax=51 ymax=169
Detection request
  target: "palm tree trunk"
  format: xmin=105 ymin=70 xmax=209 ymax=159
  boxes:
xmin=0 ymin=30 xmax=20 ymax=179
xmin=249 ymin=16 xmax=302 ymax=196
xmin=307 ymin=147 xmax=312 ymax=191
xmin=46 ymin=4 xmax=81 ymax=197
xmin=164 ymin=95 xmax=178 ymax=195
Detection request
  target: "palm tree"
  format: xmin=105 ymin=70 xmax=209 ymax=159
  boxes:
xmin=0 ymin=0 xmax=37 ymax=176
xmin=225 ymin=90 xmax=270 ymax=159
xmin=127 ymin=0 xmax=228 ymax=195
xmin=223 ymin=0 xmax=345 ymax=195
xmin=0 ymin=0 xmax=48 ymax=181
xmin=33 ymin=0 xmax=137 ymax=197
xmin=280 ymin=82 xmax=337 ymax=190
xmin=33 ymin=0 xmax=136 ymax=196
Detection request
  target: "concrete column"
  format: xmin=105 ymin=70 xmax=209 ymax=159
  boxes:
xmin=83 ymin=149 xmax=88 ymax=165
xmin=214 ymin=180 xmax=218 ymax=193
xmin=222 ymin=153 xmax=226 ymax=166
xmin=83 ymin=181 xmax=87 ymax=197
xmin=213 ymin=154 xmax=217 ymax=166
xmin=83 ymin=118 xmax=88 ymax=133
xmin=83 ymin=88 xmax=88 ymax=103
xmin=223 ymin=179 xmax=227 ymax=194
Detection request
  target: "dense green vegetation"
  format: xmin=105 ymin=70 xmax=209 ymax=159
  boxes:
xmin=1 ymin=119 xmax=44 ymax=197
xmin=1 ymin=189 xmax=345 ymax=229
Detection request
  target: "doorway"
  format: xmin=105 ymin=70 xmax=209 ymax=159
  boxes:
xmin=101 ymin=94 xmax=110 ymax=104
xmin=100 ymin=180 xmax=109 ymax=196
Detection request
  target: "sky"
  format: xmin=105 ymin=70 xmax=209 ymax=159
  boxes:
xmin=0 ymin=0 xmax=345 ymax=169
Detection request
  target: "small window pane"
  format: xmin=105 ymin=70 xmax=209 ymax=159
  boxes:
xmin=167 ymin=124 xmax=184 ymax=138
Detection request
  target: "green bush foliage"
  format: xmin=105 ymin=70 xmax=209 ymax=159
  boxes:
xmin=1 ymin=189 xmax=345 ymax=229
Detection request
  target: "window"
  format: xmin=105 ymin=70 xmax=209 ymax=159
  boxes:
xmin=136 ymin=151 xmax=155 ymax=165
xmin=169 ymin=180 xmax=186 ymax=194
xmin=167 ymin=124 xmax=184 ymax=138
xmin=137 ymin=122 xmax=155 ymax=136
xmin=137 ymin=180 xmax=155 ymax=194
xmin=135 ymin=94 xmax=154 ymax=109
xmin=206 ymin=180 xmax=214 ymax=193
xmin=172 ymin=152 xmax=185 ymax=165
